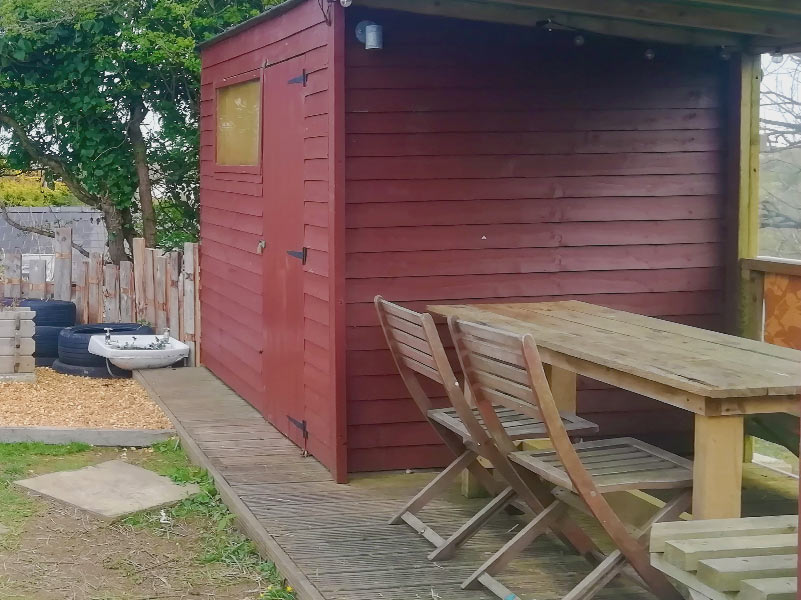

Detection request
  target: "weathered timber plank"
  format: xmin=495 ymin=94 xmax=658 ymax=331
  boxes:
xmin=664 ymin=534 xmax=798 ymax=570
xmin=738 ymin=577 xmax=797 ymax=600
xmin=650 ymin=515 xmax=798 ymax=552
xmin=696 ymin=555 xmax=797 ymax=593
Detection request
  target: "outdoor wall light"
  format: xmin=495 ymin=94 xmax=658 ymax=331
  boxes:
xmin=356 ymin=20 xmax=383 ymax=50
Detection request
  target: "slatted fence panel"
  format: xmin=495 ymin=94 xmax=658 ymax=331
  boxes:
xmin=0 ymin=229 xmax=201 ymax=365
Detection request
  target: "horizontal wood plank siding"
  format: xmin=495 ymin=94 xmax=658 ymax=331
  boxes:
xmin=200 ymin=0 xmax=336 ymax=473
xmin=343 ymin=9 xmax=727 ymax=471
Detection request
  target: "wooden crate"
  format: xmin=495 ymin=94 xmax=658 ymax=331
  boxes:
xmin=0 ymin=308 xmax=36 ymax=382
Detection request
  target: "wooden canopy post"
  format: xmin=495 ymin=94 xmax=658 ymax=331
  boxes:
xmin=733 ymin=53 xmax=763 ymax=341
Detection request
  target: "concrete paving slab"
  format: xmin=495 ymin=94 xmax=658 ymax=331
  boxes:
xmin=15 ymin=460 xmax=200 ymax=520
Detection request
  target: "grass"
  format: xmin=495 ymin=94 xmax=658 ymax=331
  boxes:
xmin=126 ymin=439 xmax=296 ymax=599
xmin=0 ymin=440 xmax=296 ymax=599
xmin=0 ymin=442 xmax=93 ymax=540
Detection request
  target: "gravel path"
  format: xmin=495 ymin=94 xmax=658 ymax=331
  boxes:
xmin=0 ymin=368 xmax=171 ymax=429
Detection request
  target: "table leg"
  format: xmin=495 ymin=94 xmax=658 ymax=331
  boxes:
xmin=547 ymin=366 xmax=577 ymax=413
xmin=692 ymin=414 xmax=744 ymax=519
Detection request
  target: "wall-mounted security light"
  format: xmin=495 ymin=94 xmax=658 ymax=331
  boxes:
xmin=340 ymin=0 xmax=352 ymax=7
xmin=356 ymin=20 xmax=383 ymax=50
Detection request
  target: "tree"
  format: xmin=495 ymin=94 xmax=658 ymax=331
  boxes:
xmin=759 ymin=53 xmax=801 ymax=257
xmin=0 ymin=0 xmax=274 ymax=261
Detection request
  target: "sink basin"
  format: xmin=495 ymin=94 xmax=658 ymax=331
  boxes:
xmin=87 ymin=334 xmax=190 ymax=370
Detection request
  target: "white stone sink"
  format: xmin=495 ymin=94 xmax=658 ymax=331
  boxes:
xmin=88 ymin=334 xmax=190 ymax=370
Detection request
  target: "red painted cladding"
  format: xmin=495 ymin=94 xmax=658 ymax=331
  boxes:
xmin=200 ymin=2 xmax=733 ymax=478
xmin=343 ymin=9 xmax=727 ymax=472
xmin=199 ymin=0 xmax=343 ymax=476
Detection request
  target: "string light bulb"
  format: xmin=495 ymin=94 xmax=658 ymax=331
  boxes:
xmin=573 ymin=34 xmax=585 ymax=47
xmin=644 ymin=48 xmax=656 ymax=60
xmin=719 ymin=46 xmax=731 ymax=61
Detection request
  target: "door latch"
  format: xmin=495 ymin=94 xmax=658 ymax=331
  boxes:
xmin=286 ymin=247 xmax=308 ymax=265
xmin=256 ymin=240 xmax=266 ymax=255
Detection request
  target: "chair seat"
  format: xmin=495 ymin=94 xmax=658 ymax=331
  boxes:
xmin=428 ymin=405 xmax=598 ymax=441
xmin=510 ymin=437 xmax=693 ymax=493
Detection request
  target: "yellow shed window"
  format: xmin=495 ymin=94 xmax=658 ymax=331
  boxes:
xmin=216 ymin=79 xmax=261 ymax=166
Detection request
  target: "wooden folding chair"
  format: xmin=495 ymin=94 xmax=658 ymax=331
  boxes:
xmin=375 ymin=296 xmax=599 ymax=561
xmin=449 ymin=317 xmax=692 ymax=600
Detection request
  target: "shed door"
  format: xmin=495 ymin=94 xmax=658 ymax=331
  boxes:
xmin=262 ymin=55 xmax=306 ymax=448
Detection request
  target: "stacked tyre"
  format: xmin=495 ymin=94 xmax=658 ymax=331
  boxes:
xmin=18 ymin=299 xmax=78 ymax=367
xmin=53 ymin=323 xmax=154 ymax=378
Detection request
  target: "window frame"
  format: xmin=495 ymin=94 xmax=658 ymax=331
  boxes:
xmin=213 ymin=69 xmax=264 ymax=176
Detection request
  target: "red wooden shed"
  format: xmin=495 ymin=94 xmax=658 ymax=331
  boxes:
xmin=197 ymin=0 xmax=799 ymax=483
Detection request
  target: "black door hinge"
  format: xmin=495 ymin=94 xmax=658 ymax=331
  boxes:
xmin=286 ymin=247 xmax=308 ymax=264
xmin=288 ymin=69 xmax=308 ymax=86
xmin=288 ymin=416 xmax=308 ymax=440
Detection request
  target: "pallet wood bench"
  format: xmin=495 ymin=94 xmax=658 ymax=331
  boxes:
xmin=650 ymin=515 xmax=798 ymax=600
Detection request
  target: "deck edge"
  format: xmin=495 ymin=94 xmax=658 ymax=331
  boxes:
xmin=134 ymin=368 xmax=327 ymax=600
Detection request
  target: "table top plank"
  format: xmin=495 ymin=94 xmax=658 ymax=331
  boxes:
xmin=428 ymin=301 xmax=801 ymax=399
xmin=510 ymin=303 xmax=801 ymax=377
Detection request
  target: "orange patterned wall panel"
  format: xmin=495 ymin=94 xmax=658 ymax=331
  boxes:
xmin=764 ymin=273 xmax=801 ymax=350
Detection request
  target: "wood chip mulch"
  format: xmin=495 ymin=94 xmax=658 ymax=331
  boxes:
xmin=0 ymin=368 xmax=172 ymax=429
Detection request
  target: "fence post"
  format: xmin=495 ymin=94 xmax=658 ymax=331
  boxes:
xmin=144 ymin=248 xmax=157 ymax=326
xmin=182 ymin=242 xmax=196 ymax=365
xmin=132 ymin=238 xmax=146 ymax=322
xmin=103 ymin=264 xmax=120 ymax=322
xmin=3 ymin=252 xmax=21 ymax=299
xmin=53 ymin=227 xmax=73 ymax=301
xmin=154 ymin=254 xmax=167 ymax=332
xmin=119 ymin=261 xmax=134 ymax=322
xmin=167 ymin=251 xmax=180 ymax=335
xmin=73 ymin=260 xmax=88 ymax=324
xmin=28 ymin=259 xmax=48 ymax=300
xmin=88 ymin=252 xmax=103 ymax=323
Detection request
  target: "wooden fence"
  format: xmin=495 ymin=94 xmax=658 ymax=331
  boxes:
xmin=1 ymin=228 xmax=201 ymax=364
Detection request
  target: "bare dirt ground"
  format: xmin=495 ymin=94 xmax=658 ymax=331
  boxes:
xmin=0 ymin=368 xmax=171 ymax=429
xmin=0 ymin=500 xmax=264 ymax=600
xmin=0 ymin=444 xmax=290 ymax=600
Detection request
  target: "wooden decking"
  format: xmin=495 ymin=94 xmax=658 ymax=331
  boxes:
xmin=135 ymin=367 xmax=797 ymax=600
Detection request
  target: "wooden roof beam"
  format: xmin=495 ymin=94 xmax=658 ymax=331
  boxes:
xmin=356 ymin=0 xmax=748 ymax=49
xmin=685 ymin=0 xmax=801 ymax=17
xmin=494 ymin=0 xmax=801 ymax=40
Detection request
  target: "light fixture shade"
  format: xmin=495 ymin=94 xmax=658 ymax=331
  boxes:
xmin=365 ymin=24 xmax=383 ymax=50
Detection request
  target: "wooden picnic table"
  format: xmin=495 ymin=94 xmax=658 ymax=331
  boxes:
xmin=427 ymin=301 xmax=801 ymax=520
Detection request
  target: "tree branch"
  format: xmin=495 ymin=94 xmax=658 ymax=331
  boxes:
xmin=0 ymin=109 xmax=100 ymax=208
xmin=0 ymin=202 xmax=90 ymax=257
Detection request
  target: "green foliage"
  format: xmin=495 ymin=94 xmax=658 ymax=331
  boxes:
xmin=127 ymin=439 xmax=295 ymax=598
xmin=0 ymin=442 xmax=92 ymax=539
xmin=0 ymin=0 xmax=283 ymax=249
xmin=0 ymin=441 xmax=91 ymax=481
xmin=0 ymin=175 xmax=78 ymax=206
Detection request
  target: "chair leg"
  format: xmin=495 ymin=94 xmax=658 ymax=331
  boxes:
xmin=516 ymin=467 xmax=602 ymax=561
xmin=562 ymin=550 xmax=628 ymax=600
xmin=462 ymin=500 xmax=567 ymax=590
xmin=388 ymin=450 xmax=477 ymax=524
xmin=562 ymin=491 xmax=692 ymax=600
xmin=429 ymin=486 xmax=517 ymax=561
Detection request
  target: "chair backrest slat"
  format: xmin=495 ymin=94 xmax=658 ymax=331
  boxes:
xmin=398 ymin=355 xmax=444 ymax=383
xmin=469 ymin=353 xmax=530 ymax=385
xmin=374 ymin=296 xmax=488 ymax=442
xmin=472 ymin=369 xmax=538 ymax=408
xmin=450 ymin=317 xmax=547 ymax=453
xmin=450 ymin=316 xmax=612 ymax=500
xmin=385 ymin=313 xmax=427 ymax=339
xmin=393 ymin=340 xmax=441 ymax=372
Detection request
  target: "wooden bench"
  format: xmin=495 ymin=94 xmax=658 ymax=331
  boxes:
xmin=650 ymin=515 xmax=798 ymax=600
